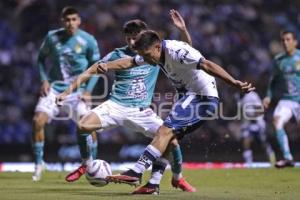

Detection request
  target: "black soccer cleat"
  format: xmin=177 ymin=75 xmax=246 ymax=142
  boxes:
xmin=275 ymin=159 xmax=295 ymax=168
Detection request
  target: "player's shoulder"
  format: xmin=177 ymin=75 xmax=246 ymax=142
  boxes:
xmin=102 ymin=46 xmax=132 ymax=62
xmin=274 ymin=52 xmax=286 ymax=61
xmin=47 ymin=28 xmax=64 ymax=37
xmin=115 ymin=46 xmax=135 ymax=57
xmin=164 ymin=39 xmax=189 ymax=49
xmin=295 ymin=49 xmax=300 ymax=56
xmin=77 ymin=29 xmax=96 ymax=40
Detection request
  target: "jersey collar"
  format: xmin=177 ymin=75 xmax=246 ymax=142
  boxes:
xmin=159 ymin=40 xmax=166 ymax=66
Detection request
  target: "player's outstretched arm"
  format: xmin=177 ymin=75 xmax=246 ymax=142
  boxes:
xmin=56 ymin=62 xmax=99 ymax=105
xmin=199 ymin=59 xmax=255 ymax=93
xmin=56 ymin=57 xmax=135 ymax=105
xmin=170 ymin=9 xmax=192 ymax=46
xmin=101 ymin=57 xmax=135 ymax=70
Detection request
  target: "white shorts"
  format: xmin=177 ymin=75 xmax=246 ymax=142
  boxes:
xmin=241 ymin=119 xmax=266 ymax=141
xmin=273 ymin=100 xmax=300 ymax=125
xmin=91 ymin=100 xmax=163 ymax=138
xmin=35 ymin=88 xmax=89 ymax=123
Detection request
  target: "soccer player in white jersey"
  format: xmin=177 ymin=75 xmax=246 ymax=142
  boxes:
xmin=57 ymin=10 xmax=196 ymax=194
xmin=263 ymin=30 xmax=300 ymax=168
xmin=32 ymin=6 xmax=100 ymax=181
xmin=85 ymin=30 xmax=255 ymax=189
xmin=238 ymin=91 xmax=275 ymax=165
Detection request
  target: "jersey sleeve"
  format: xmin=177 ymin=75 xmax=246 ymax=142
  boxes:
xmin=37 ymin=33 xmax=51 ymax=82
xmin=266 ymin=59 xmax=280 ymax=98
xmin=174 ymin=43 xmax=205 ymax=68
xmin=87 ymin=36 xmax=101 ymax=64
xmin=133 ymin=55 xmax=145 ymax=66
xmin=101 ymin=51 xmax=120 ymax=62
xmin=85 ymin=36 xmax=101 ymax=92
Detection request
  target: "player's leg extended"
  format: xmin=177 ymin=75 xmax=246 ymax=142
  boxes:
xmin=107 ymin=126 xmax=174 ymax=186
xmin=65 ymin=112 xmax=102 ymax=182
xmin=32 ymin=111 xmax=49 ymax=181
xmin=272 ymin=102 xmax=294 ymax=167
xmin=273 ymin=115 xmax=294 ymax=167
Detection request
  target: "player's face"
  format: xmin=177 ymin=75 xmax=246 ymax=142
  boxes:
xmin=62 ymin=14 xmax=81 ymax=35
xmin=125 ymin=33 xmax=138 ymax=51
xmin=281 ymin=33 xmax=298 ymax=54
xmin=137 ymin=43 xmax=161 ymax=65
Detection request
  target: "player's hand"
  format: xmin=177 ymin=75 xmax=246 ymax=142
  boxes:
xmin=234 ymin=80 xmax=255 ymax=93
xmin=262 ymin=97 xmax=271 ymax=110
xmin=55 ymin=92 xmax=67 ymax=106
xmin=40 ymin=80 xmax=50 ymax=97
xmin=170 ymin=9 xmax=186 ymax=31
xmin=81 ymin=91 xmax=92 ymax=106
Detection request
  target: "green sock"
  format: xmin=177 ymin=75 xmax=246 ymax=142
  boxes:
xmin=171 ymin=145 xmax=183 ymax=179
xmin=90 ymin=141 xmax=98 ymax=159
xmin=276 ymin=129 xmax=293 ymax=160
xmin=77 ymin=133 xmax=90 ymax=160
xmin=33 ymin=141 xmax=44 ymax=164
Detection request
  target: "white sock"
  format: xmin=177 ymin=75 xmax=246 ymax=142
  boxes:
xmin=132 ymin=145 xmax=162 ymax=174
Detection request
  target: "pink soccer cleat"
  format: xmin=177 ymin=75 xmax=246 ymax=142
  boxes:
xmin=171 ymin=177 xmax=197 ymax=192
xmin=65 ymin=164 xmax=87 ymax=182
xmin=106 ymin=169 xmax=141 ymax=187
xmin=132 ymin=183 xmax=160 ymax=195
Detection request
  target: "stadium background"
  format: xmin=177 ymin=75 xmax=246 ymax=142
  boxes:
xmin=0 ymin=0 xmax=300 ymax=164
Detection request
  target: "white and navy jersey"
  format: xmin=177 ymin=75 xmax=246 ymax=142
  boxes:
xmin=240 ymin=91 xmax=264 ymax=121
xmin=135 ymin=40 xmax=219 ymax=97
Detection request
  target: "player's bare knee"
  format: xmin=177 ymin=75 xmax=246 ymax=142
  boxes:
xmin=157 ymin=126 xmax=173 ymax=139
xmin=77 ymin=121 xmax=90 ymax=132
xmin=33 ymin=114 xmax=46 ymax=131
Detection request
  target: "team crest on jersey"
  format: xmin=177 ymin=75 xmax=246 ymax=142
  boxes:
xmin=75 ymin=43 xmax=82 ymax=53
xmin=175 ymin=49 xmax=189 ymax=64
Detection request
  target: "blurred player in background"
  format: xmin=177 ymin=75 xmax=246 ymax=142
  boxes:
xmin=61 ymin=10 xmax=196 ymax=194
xmin=32 ymin=6 xmax=100 ymax=181
xmin=237 ymin=91 xmax=275 ymax=165
xmin=263 ymin=30 xmax=300 ymax=168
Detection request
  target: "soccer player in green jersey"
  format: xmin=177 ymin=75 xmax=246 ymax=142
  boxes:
xmin=263 ymin=30 xmax=300 ymax=168
xmin=32 ymin=6 xmax=100 ymax=181
xmin=59 ymin=10 xmax=196 ymax=194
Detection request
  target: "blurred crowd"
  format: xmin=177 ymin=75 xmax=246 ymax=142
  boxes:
xmin=1 ymin=0 xmax=300 ymax=146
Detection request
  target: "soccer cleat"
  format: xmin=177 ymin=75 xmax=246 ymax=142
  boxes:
xmin=275 ymin=159 xmax=295 ymax=168
xmin=171 ymin=177 xmax=196 ymax=192
xmin=106 ymin=170 xmax=141 ymax=187
xmin=32 ymin=162 xmax=46 ymax=182
xmin=132 ymin=182 xmax=160 ymax=195
xmin=65 ymin=164 xmax=87 ymax=182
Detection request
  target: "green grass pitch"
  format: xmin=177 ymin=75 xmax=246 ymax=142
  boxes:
xmin=0 ymin=168 xmax=299 ymax=200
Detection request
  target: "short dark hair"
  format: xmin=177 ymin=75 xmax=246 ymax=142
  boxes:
xmin=133 ymin=30 xmax=161 ymax=51
xmin=280 ymin=30 xmax=297 ymax=40
xmin=61 ymin=6 xmax=79 ymax=19
xmin=123 ymin=19 xmax=148 ymax=35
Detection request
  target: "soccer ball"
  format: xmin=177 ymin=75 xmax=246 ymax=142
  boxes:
xmin=85 ymin=159 xmax=112 ymax=187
